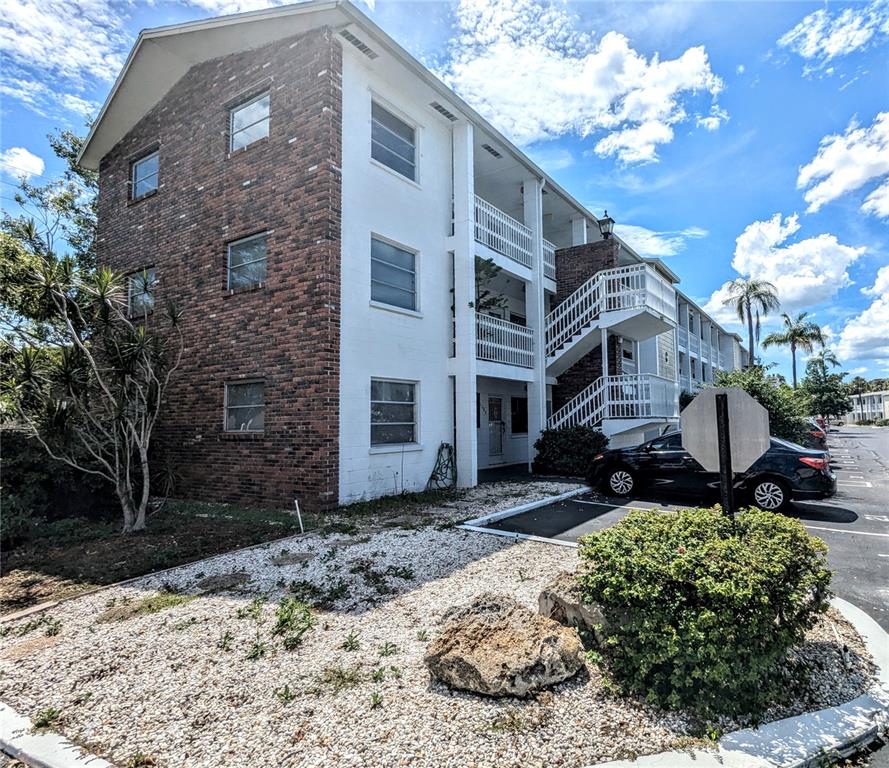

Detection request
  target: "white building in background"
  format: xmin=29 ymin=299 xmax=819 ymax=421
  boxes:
xmin=846 ymin=392 xmax=889 ymax=422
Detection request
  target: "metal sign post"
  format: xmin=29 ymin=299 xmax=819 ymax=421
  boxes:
xmin=715 ymin=393 xmax=736 ymax=521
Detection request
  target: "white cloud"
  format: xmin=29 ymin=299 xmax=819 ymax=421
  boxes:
xmin=797 ymin=112 xmax=889 ymax=218
xmin=736 ymin=64 xmax=745 ymax=75
xmin=703 ymin=213 xmax=865 ymax=324
xmin=0 ymin=72 xmax=98 ymax=122
xmin=615 ymin=223 xmax=708 ymax=258
xmin=0 ymin=146 xmax=45 ymax=180
xmin=0 ymin=0 xmax=130 ymax=85
xmin=778 ymin=0 xmax=889 ymax=72
xmin=696 ymin=106 xmax=729 ymax=132
xmin=440 ymin=0 xmax=724 ymax=164
xmin=837 ymin=267 xmax=889 ymax=361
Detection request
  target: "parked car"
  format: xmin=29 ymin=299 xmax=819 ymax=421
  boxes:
xmin=802 ymin=418 xmax=829 ymax=452
xmin=589 ymin=430 xmax=836 ymax=512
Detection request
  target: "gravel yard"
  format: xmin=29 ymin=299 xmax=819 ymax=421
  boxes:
xmin=0 ymin=482 xmax=876 ymax=768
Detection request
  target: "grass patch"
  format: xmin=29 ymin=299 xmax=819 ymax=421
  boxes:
xmin=97 ymin=591 xmax=196 ymax=623
xmin=311 ymin=664 xmax=363 ymax=694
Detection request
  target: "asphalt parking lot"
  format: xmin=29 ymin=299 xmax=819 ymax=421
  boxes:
xmin=479 ymin=425 xmax=889 ymax=631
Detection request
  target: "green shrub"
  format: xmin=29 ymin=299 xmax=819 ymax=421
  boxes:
xmin=578 ymin=507 xmax=831 ymax=715
xmin=876 ymin=418 xmax=889 ymax=427
xmin=856 ymin=419 xmax=875 ymax=426
xmin=679 ymin=390 xmax=696 ymax=412
xmin=531 ymin=426 xmax=608 ymax=477
xmin=1 ymin=429 xmax=116 ymax=548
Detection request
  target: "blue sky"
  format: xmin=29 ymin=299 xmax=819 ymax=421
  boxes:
xmin=2 ymin=0 xmax=888 ymax=381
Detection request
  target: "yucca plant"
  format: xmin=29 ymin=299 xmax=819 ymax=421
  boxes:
xmin=4 ymin=255 xmax=184 ymax=532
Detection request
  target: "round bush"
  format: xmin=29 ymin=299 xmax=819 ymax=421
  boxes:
xmin=577 ymin=507 xmax=831 ymax=715
xmin=531 ymin=426 xmax=608 ymax=477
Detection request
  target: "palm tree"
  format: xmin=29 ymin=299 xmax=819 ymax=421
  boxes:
xmin=812 ymin=348 xmax=841 ymax=368
xmin=722 ymin=278 xmax=781 ymax=369
xmin=850 ymin=375 xmax=868 ymax=415
xmin=761 ymin=311 xmax=826 ymax=388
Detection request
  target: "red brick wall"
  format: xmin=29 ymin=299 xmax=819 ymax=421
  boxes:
xmin=96 ymin=28 xmax=342 ymax=511
xmin=552 ymin=240 xmax=623 ymax=412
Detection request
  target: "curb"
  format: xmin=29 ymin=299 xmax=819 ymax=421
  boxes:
xmin=596 ymin=597 xmax=889 ymax=768
xmin=0 ymin=703 xmax=114 ymax=768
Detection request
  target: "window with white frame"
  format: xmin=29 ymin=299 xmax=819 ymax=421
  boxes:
xmin=131 ymin=151 xmax=159 ymax=199
xmin=371 ymin=237 xmax=416 ymax=310
xmin=228 ymin=233 xmax=268 ymax=289
xmin=371 ymin=101 xmax=416 ymax=181
xmin=370 ymin=379 xmax=416 ymax=445
xmin=225 ymin=381 xmax=265 ymax=432
xmin=230 ymin=93 xmax=270 ymax=152
xmin=128 ymin=268 xmax=157 ymax=315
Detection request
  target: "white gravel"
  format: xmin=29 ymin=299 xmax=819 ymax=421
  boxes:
xmin=0 ymin=482 xmax=875 ymax=768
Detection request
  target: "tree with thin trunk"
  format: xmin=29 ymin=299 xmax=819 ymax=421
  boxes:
xmin=722 ymin=278 xmax=780 ymax=369
xmin=850 ymin=376 xmax=868 ymax=416
xmin=5 ymin=258 xmax=183 ymax=532
xmin=761 ymin=311 xmax=826 ymax=389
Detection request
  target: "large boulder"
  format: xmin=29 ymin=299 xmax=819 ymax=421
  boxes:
xmin=538 ymin=571 xmax=604 ymax=643
xmin=424 ymin=593 xmax=584 ymax=698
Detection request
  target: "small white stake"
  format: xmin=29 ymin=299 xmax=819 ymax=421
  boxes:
xmin=294 ymin=499 xmax=304 ymax=534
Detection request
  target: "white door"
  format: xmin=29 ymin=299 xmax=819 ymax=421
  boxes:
xmin=488 ymin=397 xmax=504 ymax=457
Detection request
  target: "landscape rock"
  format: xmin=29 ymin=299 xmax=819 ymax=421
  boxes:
xmin=424 ymin=593 xmax=584 ymax=698
xmin=538 ymin=571 xmax=604 ymax=643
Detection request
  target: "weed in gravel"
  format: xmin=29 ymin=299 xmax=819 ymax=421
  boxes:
xmin=342 ymin=630 xmax=360 ymax=651
xmin=489 ymin=705 xmax=552 ymax=734
xmin=416 ymin=629 xmax=428 ymax=642
xmin=312 ymin=665 xmax=363 ymax=694
xmin=245 ymin=640 xmax=267 ymax=661
xmin=319 ymin=548 xmax=337 ymax=563
xmin=386 ymin=565 xmax=414 ymax=581
xmin=236 ymin=596 xmax=267 ymax=621
xmin=370 ymin=692 xmax=383 ymax=709
xmin=171 ymin=617 xmax=199 ymax=631
xmin=378 ymin=641 xmax=398 ymax=657
xmin=517 ymin=568 xmax=529 ymax=582
xmin=272 ymin=598 xmax=316 ymax=649
xmin=97 ymin=592 xmax=196 ymax=623
xmin=125 ymin=752 xmax=158 ymax=768
xmin=275 ymin=684 xmax=297 ymax=705
xmin=349 ymin=560 xmax=395 ymax=595
xmin=217 ymin=631 xmax=234 ymax=651
xmin=11 ymin=615 xmax=62 ymax=637
xmin=387 ymin=665 xmax=402 ymax=679
xmin=33 ymin=707 xmax=62 ymax=729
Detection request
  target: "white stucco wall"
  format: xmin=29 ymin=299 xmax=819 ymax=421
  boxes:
xmin=338 ymin=46 xmax=456 ymax=503
xmin=476 ymin=377 xmax=531 ymax=469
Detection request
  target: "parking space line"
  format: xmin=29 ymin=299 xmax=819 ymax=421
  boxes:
xmin=838 ymin=481 xmax=873 ymax=488
xmin=805 ymin=525 xmax=889 ymax=538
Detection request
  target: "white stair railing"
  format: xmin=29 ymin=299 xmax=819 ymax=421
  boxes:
xmin=546 ymin=263 xmax=667 ymax=359
xmin=548 ymin=374 xmax=679 ymax=430
xmin=549 ymin=377 xmax=607 ymax=430
xmin=474 ymin=196 xmax=533 ymax=268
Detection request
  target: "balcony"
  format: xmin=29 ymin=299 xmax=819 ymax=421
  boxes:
xmin=677 ymin=327 xmax=688 ymax=349
xmin=476 ymin=313 xmax=534 ymax=369
xmin=543 ymin=239 xmax=556 ymax=280
xmin=474 ymin=196 xmax=532 ymax=270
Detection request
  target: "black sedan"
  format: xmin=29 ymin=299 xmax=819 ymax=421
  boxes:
xmin=589 ymin=430 xmax=836 ymax=511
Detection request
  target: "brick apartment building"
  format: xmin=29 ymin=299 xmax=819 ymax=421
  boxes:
xmin=78 ymin=0 xmax=747 ymax=511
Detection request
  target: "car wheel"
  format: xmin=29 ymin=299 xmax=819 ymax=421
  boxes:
xmin=751 ymin=478 xmax=788 ymax=512
xmin=606 ymin=467 xmax=635 ymax=497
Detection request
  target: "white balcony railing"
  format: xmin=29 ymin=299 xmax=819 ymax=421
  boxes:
xmin=543 ymin=239 xmax=556 ymax=280
xmin=549 ymin=373 xmax=678 ymax=430
xmin=546 ymin=263 xmax=677 ymax=358
xmin=476 ymin=313 xmax=534 ymax=368
xmin=677 ymin=327 xmax=688 ymax=349
xmin=474 ymin=196 xmax=533 ymax=269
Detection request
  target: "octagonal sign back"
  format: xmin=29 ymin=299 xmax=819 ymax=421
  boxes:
xmin=680 ymin=387 xmax=771 ymax=473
